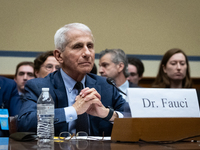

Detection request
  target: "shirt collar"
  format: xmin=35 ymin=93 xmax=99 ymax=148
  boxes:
xmin=119 ymin=80 xmax=129 ymax=89
xmin=18 ymin=92 xmax=24 ymax=95
xmin=118 ymin=80 xmax=129 ymax=100
xmin=60 ymin=68 xmax=86 ymax=93
xmin=118 ymin=80 xmax=129 ymax=93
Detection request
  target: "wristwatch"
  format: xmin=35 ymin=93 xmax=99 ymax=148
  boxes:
xmin=103 ymin=106 xmax=114 ymax=121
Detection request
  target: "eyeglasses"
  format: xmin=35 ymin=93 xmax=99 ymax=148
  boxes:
xmin=42 ymin=64 xmax=60 ymax=71
xmin=58 ymin=131 xmax=104 ymax=141
xmin=59 ymin=131 xmax=87 ymax=141
xmin=57 ymin=140 xmax=106 ymax=150
xmin=57 ymin=131 xmax=105 ymax=150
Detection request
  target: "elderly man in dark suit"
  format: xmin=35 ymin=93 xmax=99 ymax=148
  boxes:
xmin=17 ymin=23 xmax=127 ymax=136
xmin=0 ymin=76 xmax=22 ymax=137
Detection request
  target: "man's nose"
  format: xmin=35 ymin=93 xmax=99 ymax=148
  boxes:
xmin=83 ymin=46 xmax=91 ymax=57
xmin=23 ymin=74 xmax=28 ymax=80
xmin=99 ymin=66 xmax=104 ymax=74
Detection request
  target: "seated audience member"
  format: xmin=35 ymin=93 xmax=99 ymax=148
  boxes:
xmin=17 ymin=23 xmax=127 ymax=136
xmin=127 ymin=57 xmax=144 ymax=86
xmin=152 ymin=48 xmax=200 ymax=107
xmin=14 ymin=61 xmax=35 ymax=95
xmin=152 ymin=48 xmax=192 ymax=88
xmin=34 ymin=51 xmax=60 ymax=78
xmin=0 ymin=76 xmax=22 ymax=137
xmin=99 ymin=49 xmax=137 ymax=99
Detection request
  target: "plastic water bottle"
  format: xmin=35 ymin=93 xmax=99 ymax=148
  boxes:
xmin=37 ymin=88 xmax=54 ymax=148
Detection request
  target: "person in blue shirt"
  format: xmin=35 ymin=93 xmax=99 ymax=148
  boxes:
xmin=99 ymin=49 xmax=137 ymax=100
xmin=0 ymin=76 xmax=22 ymax=137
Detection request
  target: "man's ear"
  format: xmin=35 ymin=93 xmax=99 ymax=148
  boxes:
xmin=54 ymin=49 xmax=63 ymax=64
xmin=117 ymin=62 xmax=124 ymax=73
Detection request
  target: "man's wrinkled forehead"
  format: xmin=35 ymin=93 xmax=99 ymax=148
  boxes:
xmin=65 ymin=29 xmax=94 ymax=46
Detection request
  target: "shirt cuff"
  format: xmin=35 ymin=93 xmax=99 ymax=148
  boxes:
xmin=64 ymin=106 xmax=77 ymax=123
xmin=115 ymin=111 xmax=123 ymax=118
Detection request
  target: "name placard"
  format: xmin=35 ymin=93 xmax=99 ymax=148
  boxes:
xmin=127 ymin=88 xmax=200 ymax=117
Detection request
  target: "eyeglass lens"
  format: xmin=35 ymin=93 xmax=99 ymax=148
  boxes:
xmin=76 ymin=131 xmax=88 ymax=140
xmin=59 ymin=132 xmax=72 ymax=140
xmin=45 ymin=64 xmax=60 ymax=71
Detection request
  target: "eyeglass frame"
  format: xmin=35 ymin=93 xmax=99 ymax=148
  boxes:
xmin=58 ymin=131 xmax=105 ymax=142
xmin=41 ymin=64 xmax=60 ymax=71
xmin=58 ymin=131 xmax=105 ymax=150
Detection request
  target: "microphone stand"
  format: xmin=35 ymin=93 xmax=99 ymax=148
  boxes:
xmin=106 ymin=78 xmax=127 ymax=96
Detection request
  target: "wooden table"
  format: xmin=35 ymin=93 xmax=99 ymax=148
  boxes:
xmin=1 ymin=138 xmax=200 ymax=150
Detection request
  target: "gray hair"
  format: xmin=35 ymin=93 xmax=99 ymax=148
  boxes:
xmin=99 ymin=49 xmax=129 ymax=78
xmin=54 ymin=23 xmax=94 ymax=51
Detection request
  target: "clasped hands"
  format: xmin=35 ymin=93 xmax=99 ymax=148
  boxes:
xmin=72 ymin=87 xmax=117 ymax=121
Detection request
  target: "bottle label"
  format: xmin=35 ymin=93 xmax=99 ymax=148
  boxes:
xmin=37 ymin=104 xmax=54 ymax=115
xmin=0 ymin=109 xmax=9 ymax=130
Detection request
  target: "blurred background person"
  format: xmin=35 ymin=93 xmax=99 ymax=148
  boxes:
xmin=34 ymin=51 xmax=60 ymax=78
xmin=14 ymin=61 xmax=35 ymax=95
xmin=152 ymin=48 xmax=192 ymax=88
xmin=99 ymin=49 xmax=137 ymax=99
xmin=0 ymin=76 xmax=22 ymax=137
xmin=127 ymin=57 xmax=144 ymax=86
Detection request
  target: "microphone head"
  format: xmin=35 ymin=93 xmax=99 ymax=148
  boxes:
xmin=106 ymin=78 xmax=113 ymax=85
xmin=106 ymin=77 xmax=127 ymax=96
xmin=106 ymin=78 xmax=116 ymax=86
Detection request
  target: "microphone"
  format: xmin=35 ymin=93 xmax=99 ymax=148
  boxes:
xmin=106 ymin=78 xmax=127 ymax=96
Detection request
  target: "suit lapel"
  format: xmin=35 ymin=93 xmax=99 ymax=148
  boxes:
xmin=85 ymin=74 xmax=101 ymax=95
xmin=52 ymin=70 xmax=68 ymax=108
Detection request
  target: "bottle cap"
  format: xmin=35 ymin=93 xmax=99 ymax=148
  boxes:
xmin=42 ymin=88 xmax=49 ymax=92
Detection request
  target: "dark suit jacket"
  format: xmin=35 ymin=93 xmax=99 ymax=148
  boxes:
xmin=17 ymin=70 xmax=127 ymax=136
xmin=0 ymin=76 xmax=22 ymax=137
